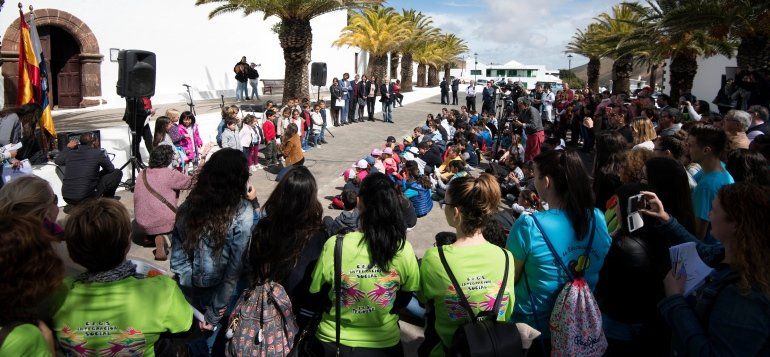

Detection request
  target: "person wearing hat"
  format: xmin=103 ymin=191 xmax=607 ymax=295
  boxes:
xmin=512 ymin=96 xmax=545 ymax=161
xmin=371 ymin=148 xmax=386 ymax=173
xmin=403 ymin=146 xmax=426 ymax=175
xmin=381 ymin=147 xmax=398 ymax=175
xmin=402 ymin=135 xmax=414 ymax=153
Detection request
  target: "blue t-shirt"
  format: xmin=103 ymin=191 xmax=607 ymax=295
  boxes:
xmin=692 ymin=166 xmax=734 ymax=221
xmin=507 ymin=208 xmax=612 ymax=329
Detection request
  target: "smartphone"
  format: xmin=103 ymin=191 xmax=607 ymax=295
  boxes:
xmin=627 ymin=194 xmax=649 ymax=213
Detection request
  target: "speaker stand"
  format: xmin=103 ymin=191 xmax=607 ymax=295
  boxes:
xmin=119 ymin=97 xmax=146 ymax=192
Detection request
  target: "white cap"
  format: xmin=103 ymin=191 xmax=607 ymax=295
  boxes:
xmin=356 ymin=159 xmax=368 ymax=169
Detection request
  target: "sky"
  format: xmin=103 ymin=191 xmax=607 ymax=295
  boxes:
xmin=385 ymin=0 xmax=621 ymax=70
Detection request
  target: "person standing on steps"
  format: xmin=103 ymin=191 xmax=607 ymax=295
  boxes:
xmin=466 ymin=83 xmax=477 ymax=112
xmin=451 ymin=77 xmax=460 ymax=105
xmin=381 ymin=77 xmax=395 ymax=123
xmin=340 ymin=73 xmax=353 ymax=126
xmin=440 ymin=77 xmax=450 ymax=105
xmin=247 ymin=63 xmax=260 ymax=101
xmin=233 ymin=56 xmax=249 ymax=101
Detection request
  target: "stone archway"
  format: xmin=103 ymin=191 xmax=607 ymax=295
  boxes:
xmin=1 ymin=9 xmax=103 ymax=108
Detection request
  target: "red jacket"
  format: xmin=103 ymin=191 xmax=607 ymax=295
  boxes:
xmin=263 ymin=120 xmax=276 ymax=142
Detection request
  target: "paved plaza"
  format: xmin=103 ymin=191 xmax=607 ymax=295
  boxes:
xmin=50 ymin=91 xmax=480 ymax=352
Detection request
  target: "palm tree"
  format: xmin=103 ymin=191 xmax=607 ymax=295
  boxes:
xmin=658 ymin=0 xmax=770 ymax=71
xmin=334 ymin=6 xmax=410 ymax=81
xmin=389 ymin=51 xmax=399 ymax=80
xmin=566 ymin=23 xmax=606 ymax=93
xmin=617 ymin=1 xmax=735 ymax=99
xmin=399 ymin=10 xmax=439 ymax=92
xmin=438 ymin=34 xmax=469 ymax=81
xmin=195 ymin=0 xmax=377 ymax=103
xmin=594 ymin=3 xmax=643 ymax=95
xmin=413 ymin=41 xmax=442 ymax=87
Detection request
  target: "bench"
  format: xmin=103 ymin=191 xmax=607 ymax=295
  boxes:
xmin=261 ymin=79 xmax=285 ymax=95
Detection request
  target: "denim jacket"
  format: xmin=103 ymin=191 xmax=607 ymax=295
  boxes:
xmin=170 ymin=199 xmax=254 ymax=324
xmin=655 ymin=217 xmax=770 ymax=355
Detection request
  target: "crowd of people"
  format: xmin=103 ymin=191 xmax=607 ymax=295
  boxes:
xmin=2 ymin=68 xmax=770 ymax=357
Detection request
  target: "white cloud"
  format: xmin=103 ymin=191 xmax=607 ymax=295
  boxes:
xmin=425 ymin=0 xmax=619 ymax=69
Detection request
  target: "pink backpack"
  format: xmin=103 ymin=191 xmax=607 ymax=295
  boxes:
xmin=530 ymin=216 xmax=607 ymax=356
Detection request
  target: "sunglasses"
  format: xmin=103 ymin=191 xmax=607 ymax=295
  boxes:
xmin=439 ymin=200 xmax=454 ymax=209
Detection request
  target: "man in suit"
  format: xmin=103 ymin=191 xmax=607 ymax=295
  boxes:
xmin=55 ymin=132 xmax=123 ymax=207
xmin=451 ymin=77 xmax=461 ymax=105
xmin=340 ymin=73 xmax=353 ymax=125
xmin=350 ymin=74 xmax=361 ymax=123
xmin=440 ymin=77 xmax=450 ymax=104
xmin=380 ymin=77 xmax=394 ymax=123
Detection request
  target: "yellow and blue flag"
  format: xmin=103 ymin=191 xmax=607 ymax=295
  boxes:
xmin=17 ymin=9 xmax=56 ymax=136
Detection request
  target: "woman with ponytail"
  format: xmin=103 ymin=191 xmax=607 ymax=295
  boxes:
xmin=507 ymin=150 xmax=612 ymax=352
xmin=309 ymin=173 xmax=419 ymax=356
xmin=419 ymin=173 xmax=516 ymax=356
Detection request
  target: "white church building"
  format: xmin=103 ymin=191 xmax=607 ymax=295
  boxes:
xmin=0 ymin=0 xmax=366 ymax=109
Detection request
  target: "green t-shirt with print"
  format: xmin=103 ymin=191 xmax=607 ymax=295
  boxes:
xmin=419 ymin=242 xmax=516 ymax=357
xmin=309 ymin=231 xmax=420 ymax=348
xmin=53 ymin=275 xmax=192 ymax=357
xmin=0 ymin=324 xmax=51 ymax=356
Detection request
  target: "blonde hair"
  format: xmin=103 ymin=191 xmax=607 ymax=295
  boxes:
xmin=631 ymin=117 xmax=657 ymax=144
xmin=0 ymin=176 xmax=55 ymax=221
xmin=446 ymin=173 xmax=501 ymax=236
xmin=165 ymin=108 xmax=180 ymax=122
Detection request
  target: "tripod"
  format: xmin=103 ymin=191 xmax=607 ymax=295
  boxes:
xmin=183 ymin=84 xmax=196 ymax=115
xmin=119 ymin=97 xmax=146 ymax=191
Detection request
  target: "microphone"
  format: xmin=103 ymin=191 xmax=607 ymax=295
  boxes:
xmin=182 ymin=84 xmax=191 ymax=88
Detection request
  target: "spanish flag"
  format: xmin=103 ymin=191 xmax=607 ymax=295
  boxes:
xmin=17 ymin=9 xmax=56 ymax=136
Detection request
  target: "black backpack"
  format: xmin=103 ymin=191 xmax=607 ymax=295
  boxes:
xmin=438 ymin=246 xmax=524 ymax=357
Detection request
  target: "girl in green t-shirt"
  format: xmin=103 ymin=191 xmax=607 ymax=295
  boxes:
xmin=419 ymin=174 xmax=516 ymax=357
xmin=310 ymin=173 xmax=420 ymax=356
xmin=0 ymin=216 xmax=63 ymax=357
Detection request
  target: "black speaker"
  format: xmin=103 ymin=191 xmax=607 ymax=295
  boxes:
xmin=117 ymin=50 xmax=156 ymax=98
xmin=56 ymin=130 xmax=101 ymax=151
xmin=311 ymin=62 xmax=327 ymax=87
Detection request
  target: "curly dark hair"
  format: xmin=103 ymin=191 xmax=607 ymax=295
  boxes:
xmin=149 ymin=145 xmax=175 ymax=168
xmin=249 ymin=166 xmax=323 ymax=283
xmin=0 ymin=215 xmax=63 ymax=321
xmin=182 ymin=148 xmax=249 ymax=253
xmin=726 ymin=149 xmax=770 ymax=186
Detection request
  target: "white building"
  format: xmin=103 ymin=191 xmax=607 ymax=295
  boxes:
xmin=451 ymin=59 xmax=562 ymax=88
xmin=0 ymin=0 xmax=363 ymax=109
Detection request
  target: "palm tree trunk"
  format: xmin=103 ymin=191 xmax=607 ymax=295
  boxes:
xmin=278 ymin=19 xmax=312 ymax=104
xmin=587 ymin=56 xmax=600 ymax=93
xmin=370 ymin=54 xmax=388 ymax=81
xmin=648 ymin=63 xmax=659 ymax=92
xmin=389 ymin=52 xmax=400 ymax=80
xmin=400 ymin=53 xmax=414 ymax=92
xmin=611 ymin=54 xmax=633 ymax=95
xmin=736 ymin=35 xmax=770 ymax=72
xmin=428 ymin=65 xmax=439 ymax=86
xmin=444 ymin=63 xmax=451 ymax=81
xmin=416 ymin=63 xmax=426 ymax=87
xmin=669 ymin=52 xmax=698 ymax=102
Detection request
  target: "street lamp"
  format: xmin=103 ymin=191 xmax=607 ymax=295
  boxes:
xmin=474 ymin=52 xmax=478 ymax=84
xmin=567 ymin=54 xmax=573 ymax=79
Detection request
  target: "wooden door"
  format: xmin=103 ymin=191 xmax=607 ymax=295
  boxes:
xmin=38 ymin=28 xmax=55 ymax=106
xmin=57 ymin=58 xmax=81 ymax=108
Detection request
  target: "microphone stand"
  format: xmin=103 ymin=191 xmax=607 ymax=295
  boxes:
xmin=183 ymin=84 xmax=196 ymax=116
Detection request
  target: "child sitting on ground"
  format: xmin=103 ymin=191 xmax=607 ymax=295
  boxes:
xmin=381 ymin=148 xmax=398 ymax=175
xmin=324 ymin=189 xmax=360 ymax=236
xmin=510 ymin=189 xmax=544 ymax=217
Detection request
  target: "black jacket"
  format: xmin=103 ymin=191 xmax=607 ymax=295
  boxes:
xmin=440 ymin=80 xmax=449 ymax=92
xmin=420 ymin=145 xmax=443 ymax=168
xmin=246 ymin=66 xmax=259 ymax=80
xmin=451 ymin=79 xmax=460 ymax=91
xmin=380 ymin=83 xmax=393 ymax=103
xmin=55 ymin=145 xmax=115 ymax=201
xmin=358 ymin=81 xmax=369 ymax=99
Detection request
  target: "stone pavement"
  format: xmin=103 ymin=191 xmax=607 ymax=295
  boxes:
xmin=52 ymin=89 xmax=474 ymax=353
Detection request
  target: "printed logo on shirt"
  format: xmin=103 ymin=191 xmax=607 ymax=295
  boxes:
xmin=340 ymin=266 xmax=402 ymax=314
xmin=59 ymin=323 xmax=146 ymax=356
xmin=443 ymin=277 xmax=509 ymax=321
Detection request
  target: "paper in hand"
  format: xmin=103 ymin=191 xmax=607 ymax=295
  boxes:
xmin=669 ymin=242 xmax=713 ymax=296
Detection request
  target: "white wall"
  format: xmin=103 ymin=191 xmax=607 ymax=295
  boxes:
xmin=0 ymin=0 xmax=360 ymax=105
xmin=665 ymin=55 xmax=736 ymax=110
